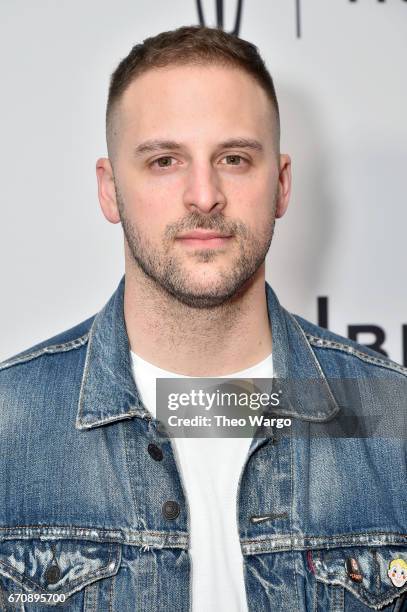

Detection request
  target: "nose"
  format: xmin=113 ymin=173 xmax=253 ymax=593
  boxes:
xmin=182 ymin=162 xmax=227 ymax=214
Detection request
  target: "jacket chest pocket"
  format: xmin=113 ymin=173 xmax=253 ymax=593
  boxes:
xmin=0 ymin=538 xmax=121 ymax=611
xmin=308 ymin=546 xmax=407 ymax=611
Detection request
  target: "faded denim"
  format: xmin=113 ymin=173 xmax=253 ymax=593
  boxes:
xmin=0 ymin=275 xmax=406 ymax=611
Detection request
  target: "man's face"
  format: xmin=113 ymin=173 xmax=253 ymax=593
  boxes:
xmin=103 ymin=64 xmax=290 ymax=308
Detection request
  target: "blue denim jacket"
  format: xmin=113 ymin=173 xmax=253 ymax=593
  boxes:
xmin=0 ymin=276 xmax=406 ymax=612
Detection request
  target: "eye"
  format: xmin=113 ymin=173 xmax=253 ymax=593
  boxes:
xmin=220 ymin=154 xmax=248 ymax=166
xmin=151 ymin=156 xmax=176 ymax=169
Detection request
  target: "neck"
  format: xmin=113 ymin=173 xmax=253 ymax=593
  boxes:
xmin=123 ymin=263 xmax=272 ymax=377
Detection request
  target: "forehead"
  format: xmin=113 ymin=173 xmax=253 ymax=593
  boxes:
xmin=117 ymin=64 xmax=275 ymax=146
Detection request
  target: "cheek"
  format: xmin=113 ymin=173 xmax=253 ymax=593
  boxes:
xmin=233 ymin=176 xmax=272 ymax=203
xmin=122 ymin=186 xmax=163 ymax=225
xmin=124 ymin=192 xmax=177 ymax=244
xmin=236 ymin=176 xmax=276 ymax=209
xmin=128 ymin=176 xmax=183 ymax=218
xmin=140 ymin=171 xmax=184 ymax=198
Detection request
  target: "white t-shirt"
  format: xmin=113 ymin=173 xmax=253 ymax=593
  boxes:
xmin=130 ymin=350 xmax=273 ymax=612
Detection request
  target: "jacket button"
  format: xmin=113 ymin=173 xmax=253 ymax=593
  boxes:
xmin=162 ymin=500 xmax=180 ymax=520
xmin=45 ymin=564 xmax=61 ymax=584
xmin=148 ymin=443 xmax=163 ymax=461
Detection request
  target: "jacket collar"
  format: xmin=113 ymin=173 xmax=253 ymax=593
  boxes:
xmin=75 ymin=275 xmax=339 ymax=430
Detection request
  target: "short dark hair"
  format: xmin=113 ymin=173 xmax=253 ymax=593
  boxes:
xmin=106 ymin=25 xmax=280 ymax=159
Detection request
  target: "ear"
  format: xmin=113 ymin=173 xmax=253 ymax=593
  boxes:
xmin=275 ymin=154 xmax=292 ymax=219
xmin=96 ymin=157 xmax=121 ymax=224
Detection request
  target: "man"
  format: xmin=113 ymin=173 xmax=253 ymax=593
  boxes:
xmin=0 ymin=25 xmax=406 ymax=612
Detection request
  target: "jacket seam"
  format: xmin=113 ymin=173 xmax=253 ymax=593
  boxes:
xmin=76 ymin=313 xmax=100 ymax=424
xmin=0 ymin=524 xmax=186 ymax=536
xmin=289 ymin=428 xmax=301 ymax=611
xmin=0 ymin=333 xmax=90 ymax=371
xmin=304 ymin=332 xmax=407 ymax=376
xmin=242 ymin=530 xmax=407 ymax=545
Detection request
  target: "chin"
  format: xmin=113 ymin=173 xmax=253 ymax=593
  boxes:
xmin=184 ymin=276 xmax=226 ymax=292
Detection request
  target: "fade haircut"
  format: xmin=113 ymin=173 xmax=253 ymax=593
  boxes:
xmin=106 ymin=25 xmax=280 ymax=160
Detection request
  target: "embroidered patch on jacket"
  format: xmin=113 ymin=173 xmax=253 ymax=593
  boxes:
xmin=345 ymin=557 xmax=363 ymax=583
xmin=387 ymin=558 xmax=407 ymax=588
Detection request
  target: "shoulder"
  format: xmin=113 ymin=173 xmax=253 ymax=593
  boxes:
xmin=291 ymin=312 xmax=407 ymax=379
xmin=0 ymin=315 xmax=96 ymax=373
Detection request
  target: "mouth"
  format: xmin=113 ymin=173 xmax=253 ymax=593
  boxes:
xmin=176 ymin=231 xmax=233 ymax=249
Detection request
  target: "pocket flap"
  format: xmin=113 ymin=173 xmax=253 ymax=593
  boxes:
xmin=0 ymin=538 xmax=121 ymax=598
xmin=312 ymin=546 xmax=407 ymax=609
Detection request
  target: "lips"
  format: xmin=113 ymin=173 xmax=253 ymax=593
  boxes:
xmin=177 ymin=230 xmax=232 ymax=240
xmin=176 ymin=230 xmax=233 ymax=249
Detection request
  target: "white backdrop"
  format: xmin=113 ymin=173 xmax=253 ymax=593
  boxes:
xmin=1 ymin=0 xmax=406 ymax=364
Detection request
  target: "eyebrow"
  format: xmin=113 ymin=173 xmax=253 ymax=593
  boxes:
xmin=133 ymin=137 xmax=264 ymax=157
